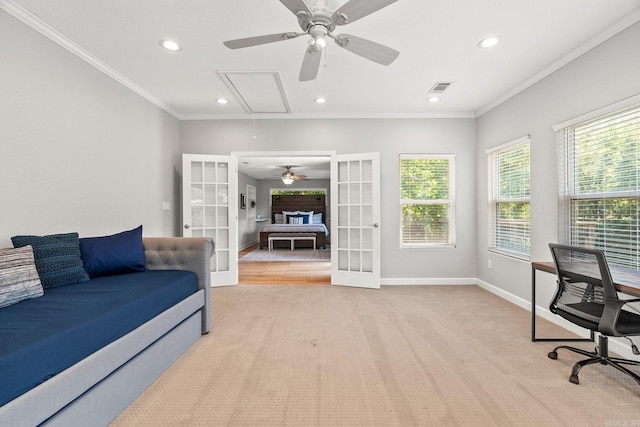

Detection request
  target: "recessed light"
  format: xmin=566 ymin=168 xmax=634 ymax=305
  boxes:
xmin=314 ymin=97 xmax=327 ymax=104
xmin=160 ymin=40 xmax=181 ymax=51
xmin=478 ymin=36 xmax=500 ymax=48
xmin=216 ymin=98 xmax=229 ymax=104
xmin=428 ymin=97 xmax=440 ymax=103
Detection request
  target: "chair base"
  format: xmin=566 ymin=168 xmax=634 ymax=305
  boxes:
xmin=548 ymin=336 xmax=640 ymax=386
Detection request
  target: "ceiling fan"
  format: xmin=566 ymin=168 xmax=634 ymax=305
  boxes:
xmin=280 ymin=166 xmax=308 ymax=184
xmin=223 ymin=0 xmax=400 ymax=81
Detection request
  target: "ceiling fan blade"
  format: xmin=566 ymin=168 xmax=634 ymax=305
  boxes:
xmin=223 ymin=32 xmax=301 ymax=49
xmin=334 ymin=34 xmax=399 ymax=65
xmin=299 ymin=46 xmax=322 ymax=81
xmin=279 ymin=0 xmax=311 ymax=15
xmin=331 ymin=0 xmax=398 ymax=25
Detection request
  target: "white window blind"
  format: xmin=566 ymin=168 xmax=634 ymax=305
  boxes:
xmin=557 ymin=104 xmax=640 ymax=270
xmin=488 ymin=138 xmax=531 ymax=258
xmin=399 ymin=154 xmax=455 ymax=247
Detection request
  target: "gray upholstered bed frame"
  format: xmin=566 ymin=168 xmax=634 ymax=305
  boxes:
xmin=0 ymin=237 xmax=213 ymax=427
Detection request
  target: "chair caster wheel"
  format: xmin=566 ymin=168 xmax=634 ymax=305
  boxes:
xmin=548 ymin=351 xmax=558 ymax=360
xmin=569 ymin=374 xmax=580 ymax=384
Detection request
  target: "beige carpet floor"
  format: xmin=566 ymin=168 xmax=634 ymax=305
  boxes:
xmin=111 ymin=285 xmax=640 ymax=427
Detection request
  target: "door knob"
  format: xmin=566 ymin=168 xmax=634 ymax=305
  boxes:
xmin=369 ymin=223 xmax=379 ymax=228
xmin=184 ymin=224 xmax=191 ymax=229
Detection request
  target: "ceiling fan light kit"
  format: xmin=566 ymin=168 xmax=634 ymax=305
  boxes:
xmin=223 ymin=0 xmax=400 ymax=81
xmin=281 ymin=166 xmax=307 ymax=185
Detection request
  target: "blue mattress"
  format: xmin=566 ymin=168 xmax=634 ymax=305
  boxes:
xmin=0 ymin=270 xmax=198 ymax=407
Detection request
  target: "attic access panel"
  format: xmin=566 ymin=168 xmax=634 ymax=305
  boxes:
xmin=218 ymin=71 xmax=291 ymax=114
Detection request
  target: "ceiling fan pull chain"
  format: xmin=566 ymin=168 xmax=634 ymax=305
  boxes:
xmin=251 ymin=75 xmax=257 ymax=139
xmin=323 ymin=44 xmax=327 ymax=69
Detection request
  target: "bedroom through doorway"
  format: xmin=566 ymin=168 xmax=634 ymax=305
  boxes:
xmin=236 ymin=153 xmax=332 ymax=285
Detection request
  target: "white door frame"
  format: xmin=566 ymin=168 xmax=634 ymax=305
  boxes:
xmin=232 ymin=151 xmax=381 ymax=289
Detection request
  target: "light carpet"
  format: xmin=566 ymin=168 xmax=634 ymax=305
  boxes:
xmin=111 ymin=285 xmax=640 ymax=426
xmin=240 ymin=247 xmax=330 ymax=262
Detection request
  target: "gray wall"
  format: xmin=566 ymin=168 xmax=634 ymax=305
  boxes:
xmin=181 ymin=118 xmax=477 ymax=281
xmin=0 ymin=11 xmax=182 ymax=246
xmin=475 ymin=21 xmax=640 ymax=304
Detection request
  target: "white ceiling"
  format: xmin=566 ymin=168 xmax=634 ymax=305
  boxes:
xmin=4 ymin=0 xmax=640 ymax=177
xmin=238 ymin=155 xmax=331 ymax=180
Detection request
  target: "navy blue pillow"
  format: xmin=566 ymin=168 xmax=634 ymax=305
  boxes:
xmin=79 ymin=226 xmax=146 ymax=278
xmin=11 ymin=232 xmax=89 ymax=289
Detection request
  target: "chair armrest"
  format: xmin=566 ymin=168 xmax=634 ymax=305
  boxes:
xmin=600 ymin=298 xmax=640 ymax=336
xmin=143 ymin=237 xmax=214 ymax=334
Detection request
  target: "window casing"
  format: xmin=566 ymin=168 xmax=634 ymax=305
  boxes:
xmin=400 ymin=154 xmax=455 ymax=248
xmin=557 ymin=103 xmax=640 ymax=271
xmin=488 ymin=138 xmax=531 ymax=259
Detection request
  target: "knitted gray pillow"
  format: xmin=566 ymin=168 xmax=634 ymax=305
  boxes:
xmin=11 ymin=232 xmax=89 ymax=288
xmin=0 ymin=245 xmax=44 ymax=308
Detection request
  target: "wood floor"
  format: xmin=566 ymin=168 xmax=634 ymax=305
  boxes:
xmin=238 ymin=244 xmax=330 ymax=285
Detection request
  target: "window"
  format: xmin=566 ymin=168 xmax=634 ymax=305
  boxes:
xmin=487 ymin=138 xmax=531 ymax=259
xmin=400 ymin=154 xmax=455 ymax=247
xmin=557 ymin=103 xmax=640 ymax=270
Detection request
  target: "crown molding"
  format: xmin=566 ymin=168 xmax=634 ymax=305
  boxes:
xmin=0 ymin=0 xmax=181 ymax=119
xmin=178 ymin=112 xmax=476 ymax=121
xmin=476 ymin=9 xmax=640 ymax=117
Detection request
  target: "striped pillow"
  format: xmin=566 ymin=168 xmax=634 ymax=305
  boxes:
xmin=0 ymin=245 xmax=44 ymax=308
xmin=12 ymin=232 xmax=89 ymax=288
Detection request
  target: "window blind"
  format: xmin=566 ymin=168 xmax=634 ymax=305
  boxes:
xmin=488 ymin=139 xmax=530 ymax=258
xmin=558 ymin=104 xmax=640 ymax=270
xmin=399 ymin=155 xmax=455 ymax=247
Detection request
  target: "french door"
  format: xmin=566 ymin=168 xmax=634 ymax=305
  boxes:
xmin=182 ymin=154 xmax=238 ymax=287
xmin=331 ymin=153 xmax=381 ymax=289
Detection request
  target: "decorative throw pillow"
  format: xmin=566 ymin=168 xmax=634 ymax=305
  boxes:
xmin=313 ymin=213 xmax=323 ymax=224
xmin=288 ymin=216 xmax=304 ymax=225
xmin=0 ymin=245 xmax=44 ymax=308
xmin=79 ymin=225 xmax=146 ymax=278
xmin=11 ymin=232 xmax=89 ymax=289
xmin=274 ymin=213 xmax=284 ymax=224
xmin=287 ymin=214 xmax=310 ymax=224
xmin=283 ymin=211 xmax=298 ymax=223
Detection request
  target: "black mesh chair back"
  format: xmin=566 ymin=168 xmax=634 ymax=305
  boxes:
xmin=549 ymin=244 xmax=615 ymax=331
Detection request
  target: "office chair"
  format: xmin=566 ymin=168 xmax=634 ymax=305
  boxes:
xmin=547 ymin=244 xmax=640 ymax=385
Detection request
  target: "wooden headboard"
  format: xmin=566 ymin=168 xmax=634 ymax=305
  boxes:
xmin=271 ymin=194 xmax=326 ymax=223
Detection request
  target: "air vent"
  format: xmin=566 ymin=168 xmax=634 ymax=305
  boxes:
xmin=429 ymin=81 xmax=453 ymax=93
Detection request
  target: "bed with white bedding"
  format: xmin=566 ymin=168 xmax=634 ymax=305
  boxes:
xmin=260 ymin=195 xmax=329 ymax=250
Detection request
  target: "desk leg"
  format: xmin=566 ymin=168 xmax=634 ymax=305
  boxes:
xmin=531 ymin=265 xmax=537 ymax=341
xmin=531 ymin=265 xmax=594 ymax=343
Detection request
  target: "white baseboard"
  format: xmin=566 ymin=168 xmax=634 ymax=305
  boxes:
xmin=239 ymin=240 xmax=258 ymax=251
xmin=381 ymin=277 xmax=476 ymax=286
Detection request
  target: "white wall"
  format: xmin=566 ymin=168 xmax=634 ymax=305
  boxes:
xmin=180 ymin=118 xmax=477 ymax=280
xmin=475 ymin=22 xmax=640 ymax=303
xmin=238 ymin=171 xmax=258 ymax=249
xmin=0 ymin=11 xmax=182 ymax=246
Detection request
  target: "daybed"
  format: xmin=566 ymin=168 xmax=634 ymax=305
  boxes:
xmin=0 ymin=235 xmax=213 ymax=427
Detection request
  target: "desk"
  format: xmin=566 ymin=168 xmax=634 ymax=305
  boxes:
xmin=531 ymin=261 xmax=640 ymax=342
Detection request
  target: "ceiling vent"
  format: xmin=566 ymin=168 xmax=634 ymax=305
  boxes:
xmin=429 ymin=81 xmax=453 ymax=93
